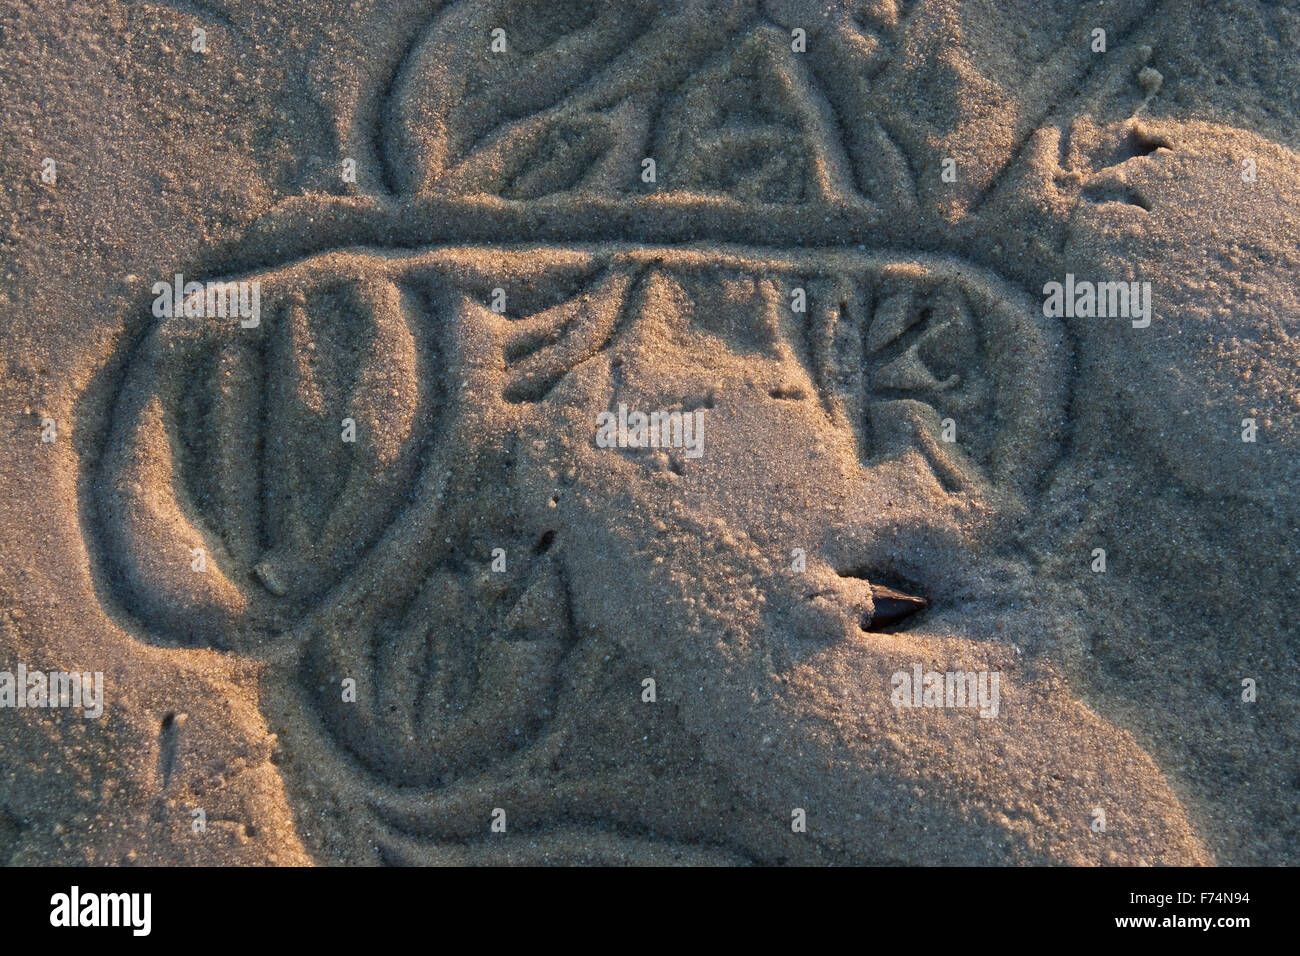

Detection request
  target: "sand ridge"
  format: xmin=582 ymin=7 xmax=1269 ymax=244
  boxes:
xmin=1 ymin=0 xmax=1296 ymax=865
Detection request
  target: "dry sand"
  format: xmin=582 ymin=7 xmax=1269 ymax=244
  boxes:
xmin=0 ymin=0 xmax=1296 ymax=865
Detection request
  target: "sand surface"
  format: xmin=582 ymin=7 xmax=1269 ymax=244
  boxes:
xmin=1 ymin=0 xmax=1297 ymax=865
